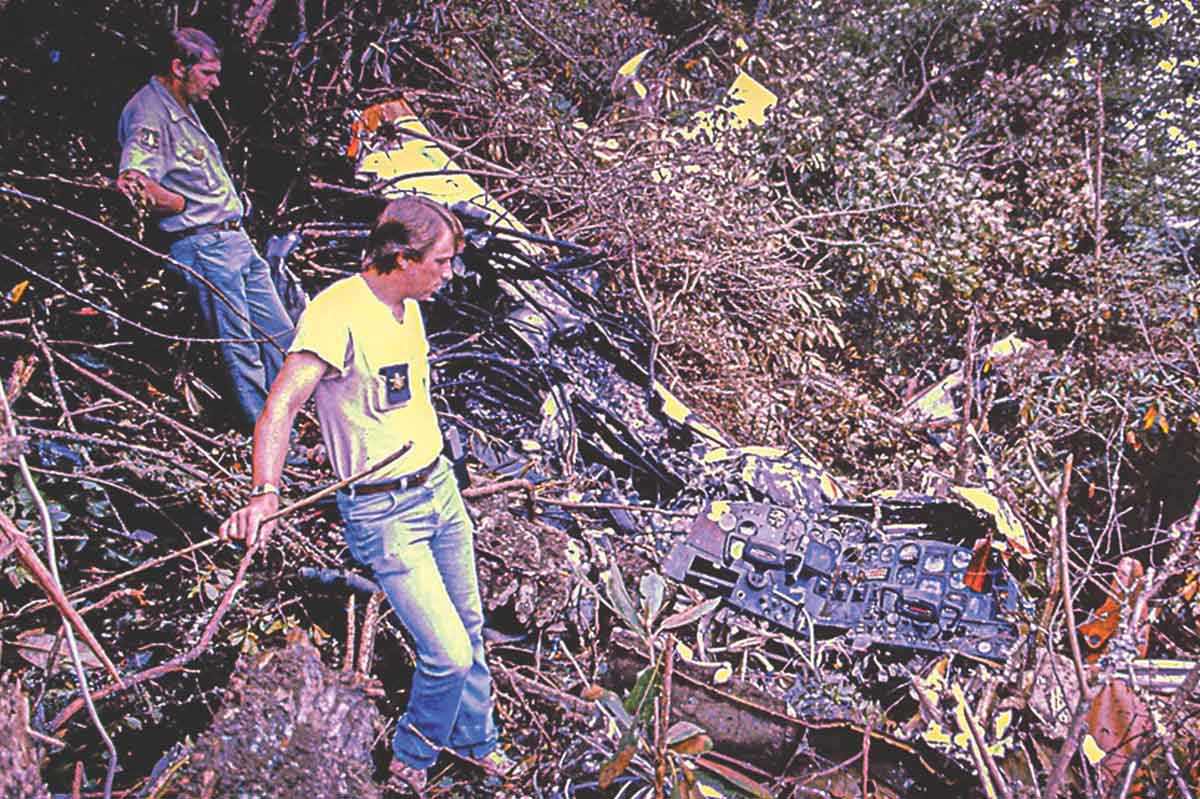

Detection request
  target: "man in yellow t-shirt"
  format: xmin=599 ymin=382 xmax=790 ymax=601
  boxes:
xmin=220 ymin=196 xmax=510 ymax=790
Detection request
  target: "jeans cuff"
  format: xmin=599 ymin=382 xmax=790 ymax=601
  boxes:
xmin=392 ymin=724 xmax=439 ymax=769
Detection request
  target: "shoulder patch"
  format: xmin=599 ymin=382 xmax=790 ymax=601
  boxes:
xmin=137 ymin=127 xmax=160 ymax=150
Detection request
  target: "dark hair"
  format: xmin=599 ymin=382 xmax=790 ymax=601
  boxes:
xmin=157 ymin=28 xmax=221 ymax=74
xmin=367 ymin=195 xmax=464 ymax=273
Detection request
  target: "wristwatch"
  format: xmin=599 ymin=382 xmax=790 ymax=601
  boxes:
xmin=248 ymin=482 xmax=279 ymax=500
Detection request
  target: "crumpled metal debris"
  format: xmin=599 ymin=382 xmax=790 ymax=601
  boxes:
xmin=312 ymin=95 xmax=1196 ymax=794
xmin=901 ymin=334 xmax=1038 ymax=427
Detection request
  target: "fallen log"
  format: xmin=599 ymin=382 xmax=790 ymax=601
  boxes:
xmin=174 ymin=629 xmax=384 ymax=798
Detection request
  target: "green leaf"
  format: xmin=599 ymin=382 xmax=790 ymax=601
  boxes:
xmin=624 ymin=664 xmax=661 ymax=725
xmin=599 ymin=689 xmax=635 ymax=729
xmin=598 ymin=729 xmax=639 ymax=790
xmin=669 ymin=733 xmax=713 ymax=757
xmin=640 ymin=571 xmax=666 ymax=624
xmin=697 ymin=757 xmax=773 ymax=799
xmin=606 ymin=559 xmax=646 ymax=635
xmin=85 ymin=498 xmax=112 ymax=519
xmin=666 ymin=721 xmax=706 ymax=745
xmin=659 ymin=597 xmax=722 ymax=631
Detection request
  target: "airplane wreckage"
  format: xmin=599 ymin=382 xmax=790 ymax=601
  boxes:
xmin=3 ymin=58 xmax=1192 ymax=799
xmin=259 ymin=65 xmax=1194 ymax=797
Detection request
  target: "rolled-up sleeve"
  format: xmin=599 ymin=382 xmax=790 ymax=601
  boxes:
xmin=289 ymin=300 xmax=352 ymax=378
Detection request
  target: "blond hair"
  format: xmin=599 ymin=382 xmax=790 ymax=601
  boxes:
xmin=367 ymin=196 xmax=464 ymax=273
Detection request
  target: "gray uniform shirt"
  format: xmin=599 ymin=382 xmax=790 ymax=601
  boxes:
xmin=117 ymin=78 xmax=244 ymax=232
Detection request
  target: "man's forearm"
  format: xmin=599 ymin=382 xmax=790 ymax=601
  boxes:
xmin=143 ymin=180 xmax=186 ymax=215
xmin=250 ymin=400 xmax=296 ymax=490
xmin=117 ymin=170 xmax=186 ymax=216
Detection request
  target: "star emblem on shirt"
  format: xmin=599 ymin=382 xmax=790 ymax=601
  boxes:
xmin=389 ymin=370 xmax=407 ymax=393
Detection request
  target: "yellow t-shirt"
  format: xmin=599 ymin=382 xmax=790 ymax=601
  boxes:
xmin=288 ymin=275 xmax=443 ymax=483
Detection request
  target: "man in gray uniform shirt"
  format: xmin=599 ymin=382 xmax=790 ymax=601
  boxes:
xmin=117 ymin=27 xmax=293 ymax=429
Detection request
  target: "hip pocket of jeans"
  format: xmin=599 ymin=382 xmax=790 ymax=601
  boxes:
xmin=340 ymin=490 xmax=397 ymax=525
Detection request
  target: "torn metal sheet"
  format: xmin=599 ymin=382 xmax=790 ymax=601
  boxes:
xmin=874 ymin=487 xmax=1033 ymax=559
xmin=902 ymin=335 xmax=1038 ymax=427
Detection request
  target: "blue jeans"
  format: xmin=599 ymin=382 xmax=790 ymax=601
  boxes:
xmin=336 ymin=457 xmax=498 ymax=769
xmin=169 ymin=229 xmax=294 ymax=428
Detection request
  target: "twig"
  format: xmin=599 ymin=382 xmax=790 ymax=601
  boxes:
xmin=341 ymin=593 xmax=357 ymax=673
xmin=0 ymin=252 xmax=241 ymax=346
xmin=954 ymin=311 xmax=978 ymax=485
xmin=492 ymin=662 xmax=593 ymax=719
xmin=0 ymin=187 xmax=287 ymax=353
xmin=534 ymin=496 xmax=693 ymax=518
xmin=48 ymin=348 xmax=223 ymax=448
xmin=0 ymin=379 xmax=120 ymax=799
xmin=356 ymin=591 xmax=385 ymax=679
xmin=861 ymin=715 xmax=872 ymax=799
xmin=654 ymin=633 xmax=676 ymax=799
xmin=1043 ymin=680 xmax=1100 ymax=799
xmin=17 ymin=537 xmax=219 ymax=619
xmin=462 ymin=477 xmax=537 ymax=518
xmin=26 ymin=726 xmax=67 ymax=748
xmin=506 ymin=0 xmax=598 ymax=88
xmin=27 ymin=426 xmax=212 ymax=482
xmin=0 ymin=515 xmax=122 ymax=682
xmin=48 ymin=442 xmax=414 ymax=731
xmin=1055 ymin=455 xmax=1089 ymax=693
xmin=957 ymin=684 xmax=1012 ymax=799
xmin=762 ymin=201 xmax=930 ymax=235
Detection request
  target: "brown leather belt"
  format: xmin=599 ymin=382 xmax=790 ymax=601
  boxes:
xmin=344 ymin=459 xmax=439 ymax=497
xmin=165 ymin=217 xmax=243 ymax=244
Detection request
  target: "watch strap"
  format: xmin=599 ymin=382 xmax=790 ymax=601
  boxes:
xmin=248 ymin=482 xmax=279 ymax=499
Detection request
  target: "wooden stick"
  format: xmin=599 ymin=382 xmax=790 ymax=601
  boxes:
xmin=260 ymin=440 xmax=413 ymax=526
xmin=48 ymin=442 xmax=415 ymax=731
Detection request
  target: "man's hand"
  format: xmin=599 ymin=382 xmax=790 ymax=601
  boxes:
xmin=116 ymin=169 xmax=149 ymax=205
xmin=116 ymin=169 xmax=185 ymax=215
xmin=219 ymin=494 xmax=280 ymax=550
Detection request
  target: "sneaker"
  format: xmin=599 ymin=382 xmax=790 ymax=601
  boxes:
xmin=388 ymin=759 xmax=427 ymax=794
xmin=480 ymin=748 xmax=519 ymax=777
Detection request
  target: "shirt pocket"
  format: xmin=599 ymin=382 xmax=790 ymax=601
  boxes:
xmin=175 ymin=139 xmax=217 ymax=189
xmin=371 ymin=362 xmax=414 ymax=414
xmin=357 ymin=321 xmax=429 ymax=415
